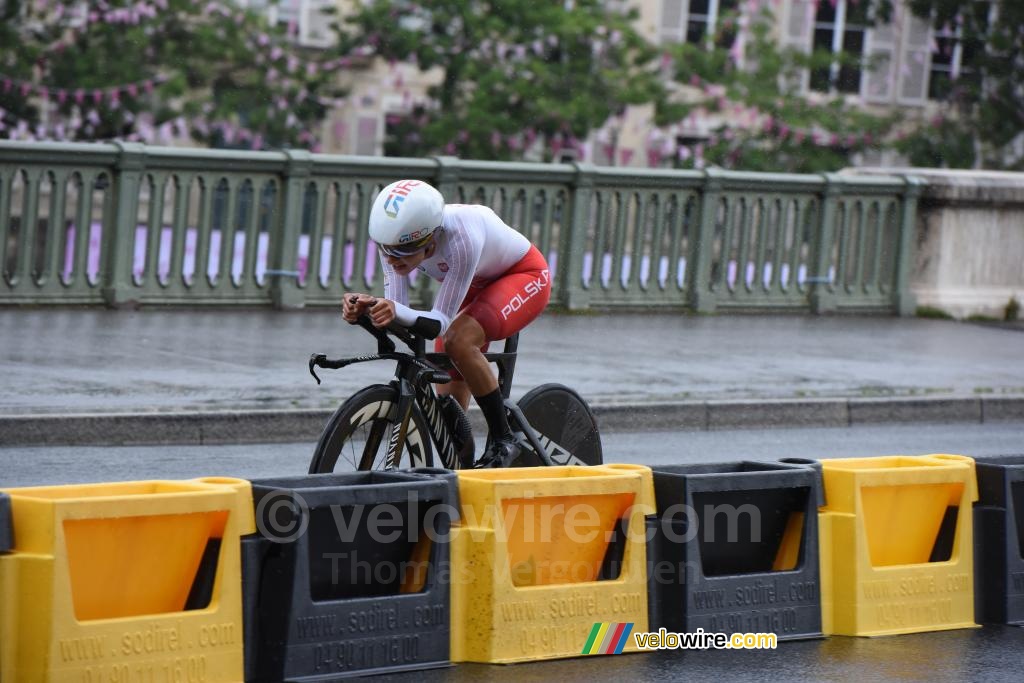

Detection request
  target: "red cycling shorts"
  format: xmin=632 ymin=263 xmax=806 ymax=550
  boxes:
xmin=434 ymin=245 xmax=550 ymax=368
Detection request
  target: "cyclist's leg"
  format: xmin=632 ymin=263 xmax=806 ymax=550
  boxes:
xmin=463 ymin=245 xmax=550 ymax=342
xmin=437 ymin=379 xmax=472 ymax=411
xmin=437 ymin=316 xmax=493 ymax=405
xmin=434 ymin=246 xmax=550 ymax=397
xmin=440 ymin=247 xmax=551 ymax=465
xmin=434 ymin=283 xmax=486 ymax=411
xmin=435 ymin=315 xmax=506 ymax=464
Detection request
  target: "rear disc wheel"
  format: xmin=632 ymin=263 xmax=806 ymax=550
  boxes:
xmin=515 ymin=383 xmax=603 ymax=466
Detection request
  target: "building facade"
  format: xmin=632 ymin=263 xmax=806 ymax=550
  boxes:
xmin=275 ymin=0 xmax=976 ymax=167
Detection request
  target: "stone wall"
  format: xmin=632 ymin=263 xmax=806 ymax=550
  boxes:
xmin=843 ymin=168 xmax=1024 ymax=319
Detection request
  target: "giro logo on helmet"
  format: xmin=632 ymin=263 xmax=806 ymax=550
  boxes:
xmin=382 ymin=179 xmax=423 ymax=218
xmin=399 ymin=228 xmax=429 ymax=244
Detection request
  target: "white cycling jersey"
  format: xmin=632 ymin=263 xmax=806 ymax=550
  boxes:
xmin=383 ymin=204 xmax=531 ymax=333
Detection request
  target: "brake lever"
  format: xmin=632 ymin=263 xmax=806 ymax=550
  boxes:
xmin=309 ymin=353 xmax=325 ymax=385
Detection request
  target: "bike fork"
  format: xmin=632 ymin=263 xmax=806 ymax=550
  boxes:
xmin=385 ymin=379 xmax=418 ymax=469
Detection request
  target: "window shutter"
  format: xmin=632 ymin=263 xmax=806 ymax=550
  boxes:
xmin=590 ymin=139 xmax=614 ymax=166
xmin=782 ymin=0 xmax=813 ymax=50
xmin=300 ymin=0 xmax=336 ymax=48
xmin=862 ymin=20 xmax=896 ymax=102
xmin=780 ymin=0 xmax=814 ymax=93
xmin=897 ymin=11 xmax=931 ymax=104
xmin=355 ymin=116 xmax=378 ymax=156
xmin=660 ymin=0 xmax=689 ymax=44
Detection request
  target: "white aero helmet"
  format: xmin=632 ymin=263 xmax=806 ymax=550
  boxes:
xmin=368 ymin=179 xmax=444 ymax=255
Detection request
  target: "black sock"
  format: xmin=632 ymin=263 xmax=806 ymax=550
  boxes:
xmin=475 ymin=388 xmax=511 ymax=440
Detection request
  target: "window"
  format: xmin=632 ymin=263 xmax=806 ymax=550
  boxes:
xmin=927 ymin=2 xmax=989 ymax=100
xmin=928 ymin=26 xmax=958 ymax=100
xmin=809 ymin=0 xmax=868 ymax=94
xmin=245 ymin=0 xmax=335 ymax=48
xmin=685 ymin=0 xmax=713 ymax=44
xmin=659 ymin=0 xmax=740 ymax=47
xmin=786 ymin=0 xmax=986 ymax=105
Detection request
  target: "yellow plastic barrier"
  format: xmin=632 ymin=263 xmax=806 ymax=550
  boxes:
xmin=818 ymin=454 xmax=978 ymax=637
xmin=0 ymin=477 xmax=254 ymax=682
xmin=450 ymin=464 xmax=655 ymax=663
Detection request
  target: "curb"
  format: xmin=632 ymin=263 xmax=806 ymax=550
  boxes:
xmin=2 ymin=396 xmax=1022 ymax=448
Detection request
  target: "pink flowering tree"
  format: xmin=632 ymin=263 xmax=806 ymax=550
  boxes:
xmin=339 ymin=0 xmax=664 ymax=160
xmin=0 ymin=0 xmax=344 ymax=148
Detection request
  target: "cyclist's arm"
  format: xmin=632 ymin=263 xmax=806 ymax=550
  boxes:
xmin=379 ymin=255 xmax=429 ymax=329
xmin=390 ymin=225 xmax=482 ymax=334
xmin=379 ymin=254 xmax=422 ymax=328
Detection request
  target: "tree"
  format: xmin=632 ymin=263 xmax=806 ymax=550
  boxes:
xmin=0 ymin=0 xmax=342 ymax=149
xmin=337 ymin=0 xmax=664 ymax=160
xmin=653 ymin=3 xmax=900 ymax=173
xmin=894 ymin=0 xmax=1024 ymax=169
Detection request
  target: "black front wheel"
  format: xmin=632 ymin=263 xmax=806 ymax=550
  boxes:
xmin=309 ymin=384 xmax=433 ymax=473
xmin=514 ymin=383 xmax=603 ymax=466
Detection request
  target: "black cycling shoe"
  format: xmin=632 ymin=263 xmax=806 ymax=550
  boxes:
xmin=474 ymin=434 xmax=520 ymax=469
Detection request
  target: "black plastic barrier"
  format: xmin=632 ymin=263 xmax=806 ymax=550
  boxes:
xmin=0 ymin=492 xmax=10 ymax=553
xmin=972 ymin=454 xmax=1024 ymax=626
xmin=648 ymin=461 xmax=824 ymax=640
xmin=242 ymin=468 xmax=459 ymax=681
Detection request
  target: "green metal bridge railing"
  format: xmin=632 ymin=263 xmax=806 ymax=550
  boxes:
xmin=0 ymin=141 xmax=920 ymax=314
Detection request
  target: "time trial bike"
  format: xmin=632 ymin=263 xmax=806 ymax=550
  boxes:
xmin=306 ymin=312 xmax=602 ymax=473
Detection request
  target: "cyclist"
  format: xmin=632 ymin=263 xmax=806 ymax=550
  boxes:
xmin=342 ymin=179 xmax=551 ymax=468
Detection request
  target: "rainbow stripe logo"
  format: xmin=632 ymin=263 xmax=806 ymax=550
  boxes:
xmin=582 ymin=622 xmax=634 ymax=655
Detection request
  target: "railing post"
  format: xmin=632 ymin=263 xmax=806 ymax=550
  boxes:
xmin=431 ymin=155 xmax=461 ymax=199
xmin=270 ymin=150 xmax=310 ymax=309
xmin=687 ymin=168 xmax=723 ymax=313
xmin=101 ymin=141 xmax=146 ymax=308
xmin=892 ymin=175 xmax=923 ymax=317
xmin=559 ymin=162 xmax=595 ymax=311
xmin=809 ymin=173 xmax=841 ymax=315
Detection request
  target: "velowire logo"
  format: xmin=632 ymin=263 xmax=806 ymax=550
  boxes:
xmin=581 ymin=622 xmax=634 ymax=655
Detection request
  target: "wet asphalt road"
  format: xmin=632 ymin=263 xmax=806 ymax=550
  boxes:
xmin=2 ymin=310 xmax=1022 ymax=416
xmin=389 ymin=625 xmax=1024 ymax=683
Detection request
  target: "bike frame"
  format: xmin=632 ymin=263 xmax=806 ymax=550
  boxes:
xmin=310 ymin=318 xmax=454 ymax=468
xmin=310 ymin=317 xmax=554 ymax=469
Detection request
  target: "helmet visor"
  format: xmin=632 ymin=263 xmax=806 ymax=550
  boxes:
xmin=378 ymin=232 xmax=435 ymax=258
